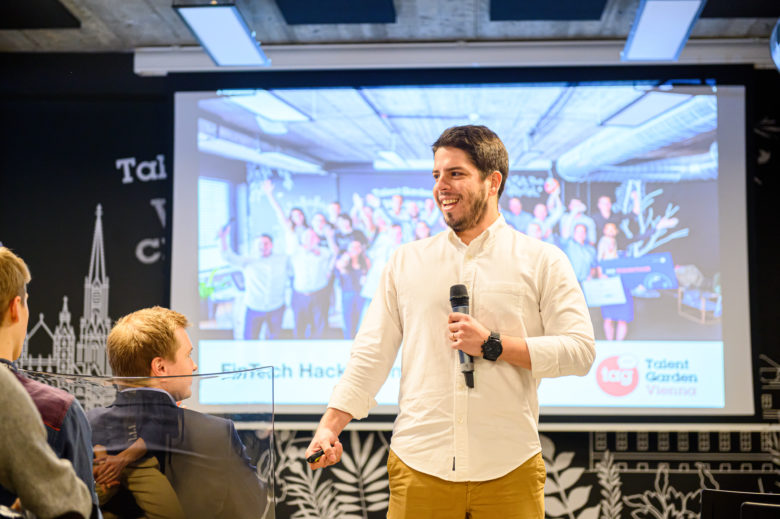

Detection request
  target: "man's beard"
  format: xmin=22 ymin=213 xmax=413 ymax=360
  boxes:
xmin=443 ymin=183 xmax=489 ymax=233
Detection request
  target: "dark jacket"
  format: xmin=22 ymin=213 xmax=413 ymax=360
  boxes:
xmin=88 ymin=388 xmax=269 ymax=519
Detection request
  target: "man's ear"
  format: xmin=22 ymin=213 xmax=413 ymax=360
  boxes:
xmin=6 ymin=296 xmax=21 ymax=323
xmin=150 ymin=356 xmax=167 ymax=377
xmin=489 ymin=171 xmax=502 ymax=196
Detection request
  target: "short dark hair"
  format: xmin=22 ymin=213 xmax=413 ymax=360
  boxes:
xmin=337 ymin=213 xmax=352 ymax=225
xmin=432 ymin=125 xmax=509 ymax=198
xmin=260 ymin=233 xmax=273 ymax=243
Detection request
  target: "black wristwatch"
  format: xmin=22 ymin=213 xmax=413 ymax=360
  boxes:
xmin=481 ymin=331 xmax=502 ymax=361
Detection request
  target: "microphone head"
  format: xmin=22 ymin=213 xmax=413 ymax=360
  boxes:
xmin=449 ymin=284 xmax=469 ymax=310
xmin=450 ymin=284 xmax=468 ymax=299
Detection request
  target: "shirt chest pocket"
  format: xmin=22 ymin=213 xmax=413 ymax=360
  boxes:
xmin=474 ymin=281 xmax=529 ymax=337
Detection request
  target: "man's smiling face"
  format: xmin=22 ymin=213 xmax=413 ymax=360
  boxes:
xmin=432 ymin=146 xmax=491 ymax=234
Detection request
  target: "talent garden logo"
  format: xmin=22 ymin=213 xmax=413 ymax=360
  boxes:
xmin=596 ymin=355 xmax=639 ymax=396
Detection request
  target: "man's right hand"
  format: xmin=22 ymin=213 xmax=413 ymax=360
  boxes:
xmin=305 ymin=407 xmax=352 ymax=469
xmin=305 ymin=429 xmax=344 ymax=470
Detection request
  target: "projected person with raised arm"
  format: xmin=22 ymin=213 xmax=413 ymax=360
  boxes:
xmin=262 ymin=179 xmax=309 ymax=246
xmin=306 ymin=125 xmax=595 ymax=519
xmin=219 ymin=226 xmax=291 ymax=340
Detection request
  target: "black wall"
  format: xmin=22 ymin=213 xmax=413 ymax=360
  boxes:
xmin=0 ymin=55 xmax=173 ymax=332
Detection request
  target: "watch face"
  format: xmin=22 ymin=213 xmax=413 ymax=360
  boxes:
xmin=483 ymin=339 xmax=502 ymax=361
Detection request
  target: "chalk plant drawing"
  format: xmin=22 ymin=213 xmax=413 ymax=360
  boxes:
xmin=254 ymin=430 xmax=300 ymax=515
xmin=330 ymin=430 xmax=390 ymax=519
xmin=286 ymin=460 xmax=345 ymax=519
xmin=272 ymin=429 xmax=345 ymax=519
xmin=274 ymin=430 xmax=389 ymax=518
xmin=595 ymin=450 xmax=623 ymax=519
xmin=622 ymin=463 xmax=718 ymax=519
xmin=541 ymin=434 xmax=600 ymax=519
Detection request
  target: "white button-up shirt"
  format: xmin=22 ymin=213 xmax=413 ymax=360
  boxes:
xmin=223 ymin=250 xmax=290 ymax=312
xmin=290 ymin=247 xmax=333 ymax=294
xmin=329 ymin=215 xmax=595 ymax=481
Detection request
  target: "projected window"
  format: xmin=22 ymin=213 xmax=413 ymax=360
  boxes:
xmin=198 ymin=178 xmax=231 ymax=272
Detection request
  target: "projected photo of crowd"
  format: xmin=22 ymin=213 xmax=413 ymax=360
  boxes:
xmin=194 ymin=84 xmax=722 ymax=343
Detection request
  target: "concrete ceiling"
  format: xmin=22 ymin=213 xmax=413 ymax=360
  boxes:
xmin=0 ymin=0 xmax=778 ymax=53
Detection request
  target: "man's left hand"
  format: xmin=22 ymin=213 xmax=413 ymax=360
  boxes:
xmin=447 ymin=313 xmax=489 ymax=357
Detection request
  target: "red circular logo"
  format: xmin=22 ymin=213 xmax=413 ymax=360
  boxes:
xmin=596 ymin=356 xmax=639 ymax=396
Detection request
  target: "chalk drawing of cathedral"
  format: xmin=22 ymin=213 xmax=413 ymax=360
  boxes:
xmin=18 ymin=204 xmax=113 ymax=388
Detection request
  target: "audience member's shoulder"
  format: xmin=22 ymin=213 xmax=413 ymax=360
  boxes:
xmin=178 ymin=408 xmax=236 ymax=451
xmin=0 ymin=364 xmax=24 ymax=396
xmin=15 ymin=373 xmax=76 ymax=430
xmin=86 ymin=400 xmax=112 ymax=422
xmin=181 ymin=407 xmax=231 ymax=426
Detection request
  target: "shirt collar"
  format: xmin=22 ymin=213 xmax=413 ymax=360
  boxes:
xmin=447 ymin=214 xmax=507 ymax=251
xmin=120 ymin=386 xmax=178 ymax=405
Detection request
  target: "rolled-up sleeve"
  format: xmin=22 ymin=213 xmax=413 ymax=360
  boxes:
xmin=527 ymin=246 xmax=596 ymax=379
xmin=329 ymin=256 xmax=404 ymax=419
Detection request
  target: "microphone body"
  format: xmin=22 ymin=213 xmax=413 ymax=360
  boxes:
xmin=449 ymin=284 xmax=474 ymax=388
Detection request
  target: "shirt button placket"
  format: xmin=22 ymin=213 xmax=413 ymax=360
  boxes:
xmin=453 ymin=247 xmax=474 ymax=478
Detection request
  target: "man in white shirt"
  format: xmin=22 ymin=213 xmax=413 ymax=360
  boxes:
xmin=306 ymin=125 xmax=595 ymax=518
xmin=219 ymin=228 xmax=290 ymax=340
xmin=290 ymin=228 xmax=334 ymax=339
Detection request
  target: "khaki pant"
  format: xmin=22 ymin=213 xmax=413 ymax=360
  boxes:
xmin=387 ymin=449 xmax=545 ymax=519
xmin=97 ymin=457 xmax=185 ymax=519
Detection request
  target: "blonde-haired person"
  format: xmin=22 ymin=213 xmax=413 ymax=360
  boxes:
xmin=88 ymin=306 xmax=268 ymax=519
xmin=88 ymin=306 xmax=188 ymax=519
xmin=0 ymin=247 xmax=97 ymax=517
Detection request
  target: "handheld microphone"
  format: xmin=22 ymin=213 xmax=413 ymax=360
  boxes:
xmin=449 ymin=284 xmax=474 ymax=389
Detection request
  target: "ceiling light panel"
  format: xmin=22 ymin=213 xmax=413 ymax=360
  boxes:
xmin=622 ymin=0 xmax=706 ymax=61
xmin=176 ymin=5 xmax=269 ymax=66
xmin=226 ymin=90 xmax=309 ymax=122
